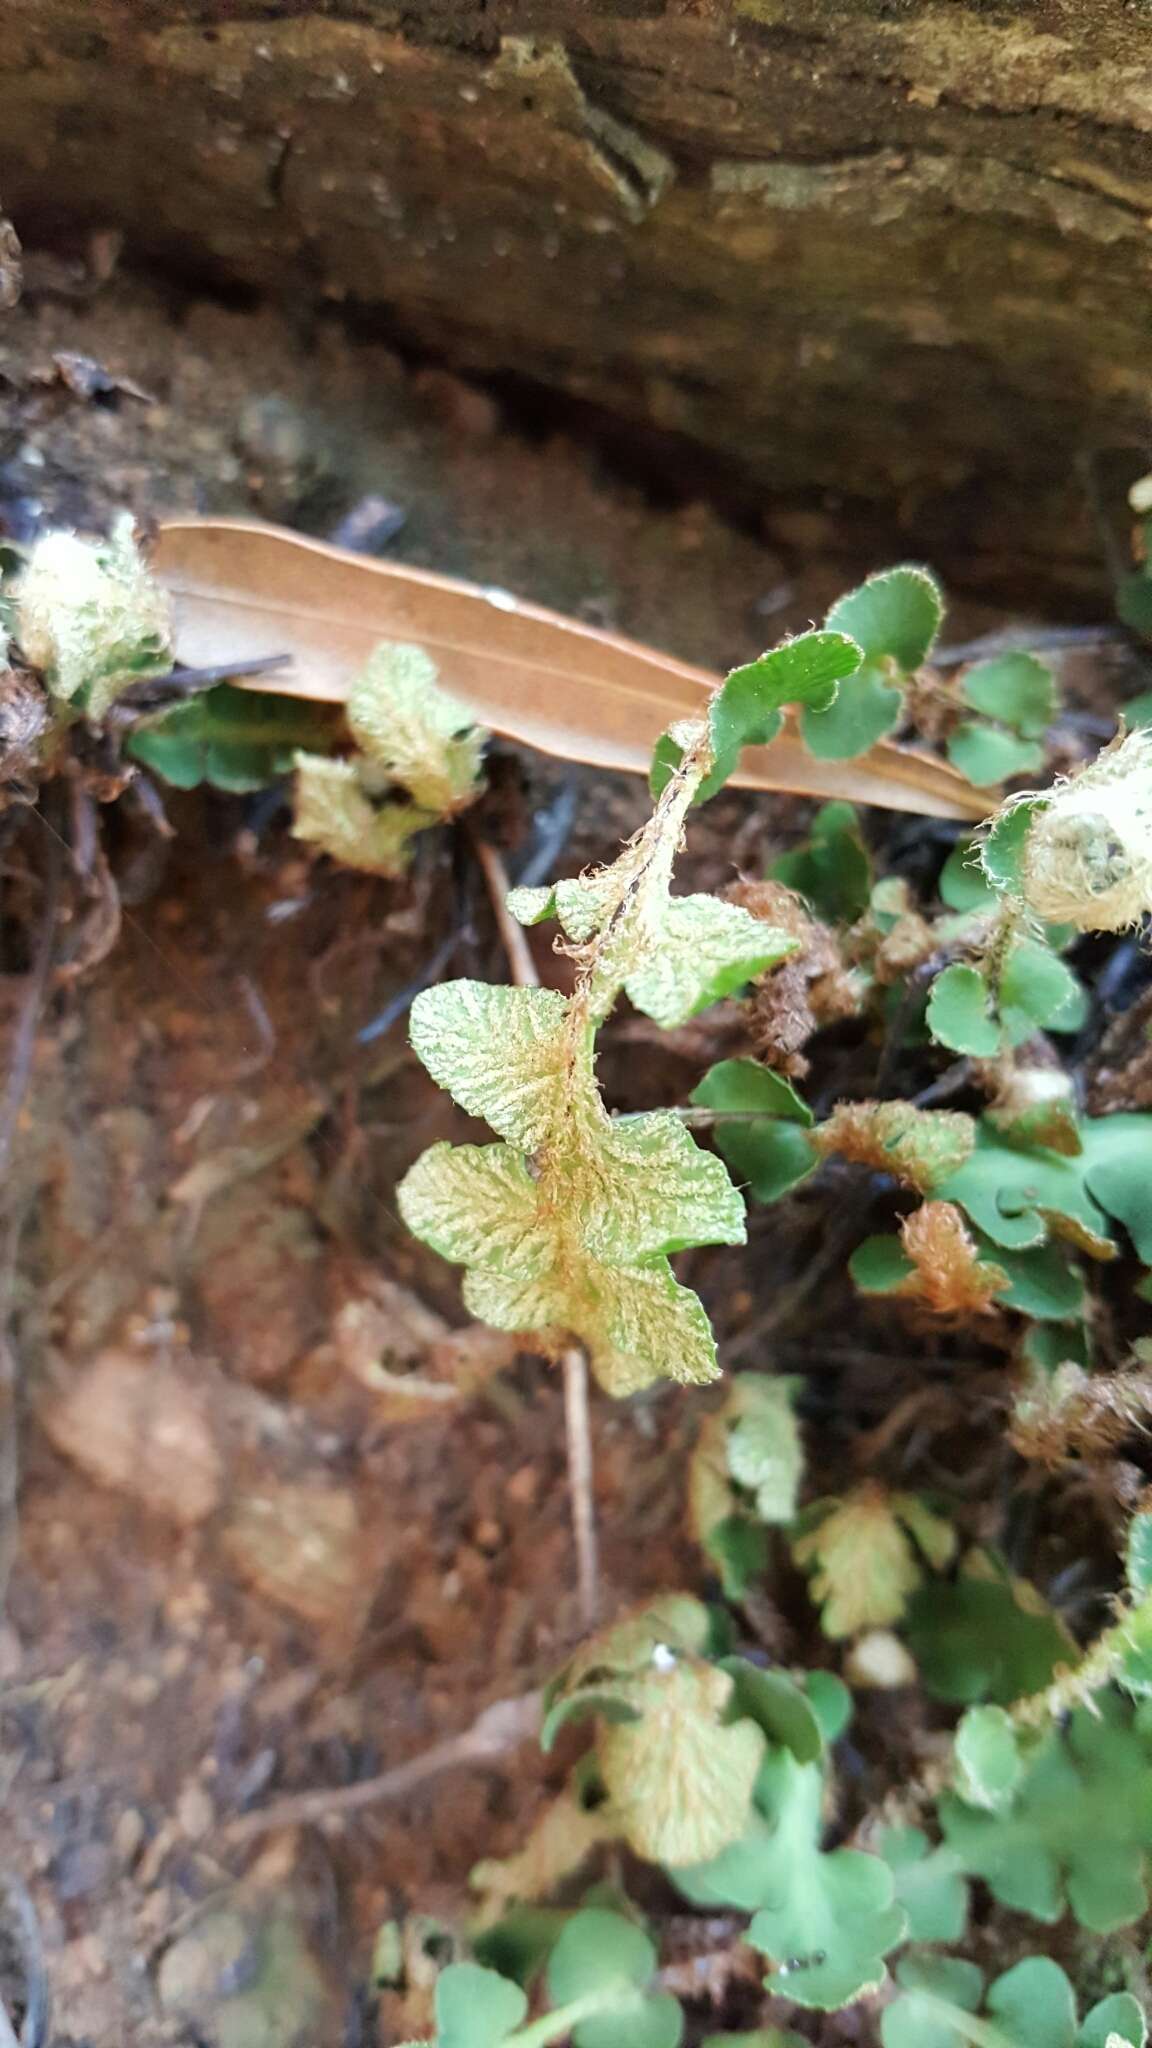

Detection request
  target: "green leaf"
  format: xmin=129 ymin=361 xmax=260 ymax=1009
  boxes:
xmin=129 ymin=683 xmax=340 ymax=791
xmin=345 ymin=641 xmax=485 ymax=811
xmin=801 ymin=663 xmax=904 ymax=761
xmin=800 ymin=565 xmax=943 ymax=761
xmin=691 ymin=1059 xmax=813 ymax=1128
xmin=954 ymin=1705 xmax=1023 ymax=1810
xmin=699 ymin=1517 xmax=770 ymax=1600
xmin=710 ymin=1117 xmax=817 ymax=1205
xmin=723 ymin=1374 xmax=806 ymax=1522
xmin=1079 ymin=1992 xmax=1147 ymax=2048
xmin=888 ymin=1958 xmax=1079 ymax=2048
xmin=884 ymin=1956 xmax=1135 ymax=2048
xmin=938 ymin=1696 xmax=1152 ymax=1932
xmin=801 ymin=1671 xmax=853 ymax=1744
xmin=999 ymin=937 xmax=1087 ymax=1038
xmin=882 ymin=1955 xmax=984 ymax=2048
xmin=292 ymin=754 xmax=439 ymax=874
xmin=701 ymin=2033 xmax=807 ymax=2048
xmin=708 ymin=630 xmax=863 ymax=788
xmin=1127 ymin=1512 xmax=1152 ymax=1600
xmin=948 ymin=722 xmax=1043 ymax=786
xmin=678 ymin=1751 xmax=905 ymax=2010
xmin=546 ymin=1910 xmax=680 ymax=2048
xmin=772 ymin=801 xmax=873 ymax=922
xmin=977 ymin=1235 xmax=1084 ymax=1321
xmin=988 ymin=1955 xmax=1084 ymax=2045
xmin=1116 ymin=571 xmax=1152 ymax=638
xmin=939 ymin=836 xmax=997 ymax=912
xmin=1080 ymin=1113 xmax=1152 ymax=1262
xmin=981 ymin=797 xmax=1046 ymax=895
xmin=400 ymin=984 xmax=746 ymax=1395
xmin=927 ymin=965 xmax=1001 ymax=1056
xmin=718 ymin=1659 xmax=824 ymax=1766
xmin=692 ymin=1375 xmax=805 ymax=1568
xmin=849 ymin=1235 xmax=915 ymax=1294
xmin=876 ymin=1827 xmax=969 ymax=1944
xmin=960 ymin=653 xmax=1056 ymax=739
xmin=435 ymin=1962 xmax=528 ymax=2048
xmin=906 ymin=1557 xmax=1075 ymax=1705
xmin=937 ymin=1126 xmax=1109 ymax=1253
xmin=826 ymin=566 xmax=944 ymax=670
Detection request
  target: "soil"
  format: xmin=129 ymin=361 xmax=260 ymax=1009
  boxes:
xmin=0 ymin=262 xmax=1149 ymax=2048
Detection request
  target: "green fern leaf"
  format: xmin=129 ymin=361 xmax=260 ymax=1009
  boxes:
xmin=398 ymin=981 xmax=744 ymax=1394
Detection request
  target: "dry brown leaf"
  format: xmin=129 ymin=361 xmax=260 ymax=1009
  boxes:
xmin=897 ymin=1200 xmax=1009 ymax=1316
xmin=153 ymin=519 xmax=987 ymax=821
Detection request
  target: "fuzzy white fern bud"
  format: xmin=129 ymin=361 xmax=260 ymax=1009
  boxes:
xmin=15 ymin=514 xmax=172 ymax=719
xmin=1010 ymin=728 xmax=1152 ymax=933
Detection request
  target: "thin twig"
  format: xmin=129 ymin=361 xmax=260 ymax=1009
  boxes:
xmin=562 ymin=1343 xmax=600 ymax=1629
xmin=934 ymin=624 xmax=1130 ymax=668
xmin=471 ymin=833 xmax=540 ymax=990
xmin=471 ymin=833 xmax=601 ymax=1630
xmin=225 ymin=1690 xmax=540 ymax=1843
xmin=112 ymin=652 xmax=292 ymax=713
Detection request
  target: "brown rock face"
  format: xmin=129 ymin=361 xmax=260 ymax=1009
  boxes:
xmin=5 ymin=2 xmax=1151 ymax=593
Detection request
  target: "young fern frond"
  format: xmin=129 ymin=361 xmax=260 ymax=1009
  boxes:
xmin=398 ymin=722 xmax=796 ymax=1394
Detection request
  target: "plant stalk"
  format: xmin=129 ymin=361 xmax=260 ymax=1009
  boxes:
xmin=504 ymin=1984 xmax=643 ymax=2048
xmin=473 ymin=833 xmax=601 ymax=1631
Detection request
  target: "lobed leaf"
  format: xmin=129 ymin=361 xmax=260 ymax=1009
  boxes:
xmin=596 ymin=1661 xmax=766 ymax=1867
xmin=927 ymin=965 xmax=1001 ymax=1057
xmin=938 ymin=1695 xmax=1152 ymax=1932
xmin=959 ymin=652 xmax=1056 ymax=741
xmin=947 ymin=722 xmax=1042 ymax=786
xmin=345 ymin=641 xmax=485 ymax=812
xmin=792 ymin=1483 xmax=955 ymax=1639
xmin=400 ymin=982 xmax=746 ymax=1393
xmin=800 ymin=567 xmax=942 ymax=762
xmin=880 ymin=1953 xmax=1131 ymax=2048
xmin=705 ymin=630 xmax=864 ymax=793
xmin=291 ymin=753 xmax=437 ymax=874
xmin=677 ymin=1750 xmax=905 ymax=2010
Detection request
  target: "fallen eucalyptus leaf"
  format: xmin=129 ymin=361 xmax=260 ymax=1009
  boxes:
xmin=152 ymin=521 xmax=987 ymax=820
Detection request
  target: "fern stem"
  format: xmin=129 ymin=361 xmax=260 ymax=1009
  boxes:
xmin=473 ymin=833 xmax=601 ymax=1630
xmin=900 ymin=1990 xmax=1016 ymax=2048
xmin=503 ymin=1984 xmax=643 ymax=2048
